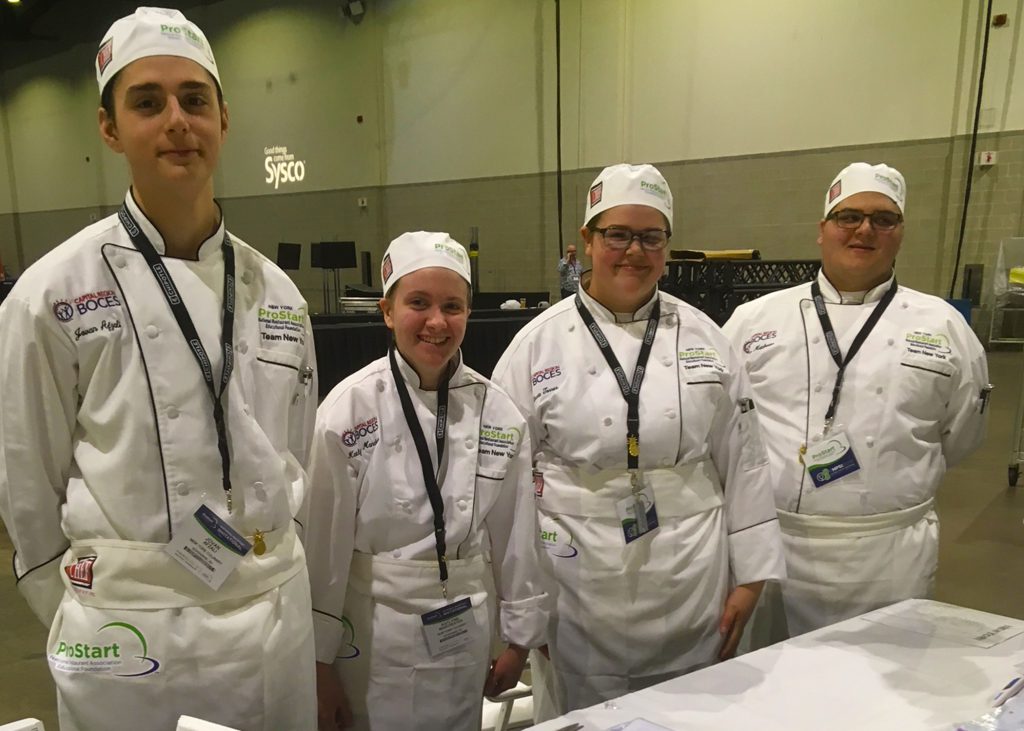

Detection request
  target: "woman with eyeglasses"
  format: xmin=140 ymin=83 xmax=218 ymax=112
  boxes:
xmin=492 ymin=163 xmax=784 ymax=717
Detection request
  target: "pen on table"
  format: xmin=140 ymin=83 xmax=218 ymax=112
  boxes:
xmin=992 ymin=675 xmax=1024 ymax=707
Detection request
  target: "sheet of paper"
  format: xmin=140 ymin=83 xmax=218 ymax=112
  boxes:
xmin=863 ymin=599 xmax=1024 ymax=649
xmin=605 ymin=720 xmax=674 ymax=731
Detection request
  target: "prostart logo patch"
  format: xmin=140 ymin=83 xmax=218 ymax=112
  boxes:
xmin=65 ymin=556 xmax=96 ymax=590
xmin=49 ymin=622 xmax=160 ymax=677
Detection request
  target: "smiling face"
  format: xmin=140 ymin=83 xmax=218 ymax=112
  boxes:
xmin=379 ymin=267 xmax=470 ymax=389
xmin=98 ymin=55 xmax=228 ymax=201
xmin=818 ymin=191 xmax=903 ymax=291
xmin=582 ymin=204 xmax=668 ymax=312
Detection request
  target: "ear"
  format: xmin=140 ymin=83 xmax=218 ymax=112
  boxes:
xmin=580 ymin=226 xmax=593 ymax=257
xmin=816 ymin=219 xmax=826 ymax=247
xmin=220 ymin=101 xmax=229 ymax=138
xmin=98 ymin=107 xmax=123 ymax=154
xmin=379 ymin=297 xmax=394 ymax=330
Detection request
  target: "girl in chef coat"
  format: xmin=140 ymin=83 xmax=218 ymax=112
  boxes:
xmin=306 ymin=231 xmax=549 ymax=731
xmin=492 ymin=164 xmax=785 ymax=717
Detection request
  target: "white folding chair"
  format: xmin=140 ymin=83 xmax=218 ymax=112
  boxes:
xmin=0 ymin=721 xmax=46 ymax=731
xmin=176 ymin=717 xmax=240 ymax=731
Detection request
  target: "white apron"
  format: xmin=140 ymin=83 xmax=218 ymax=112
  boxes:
xmin=333 ymin=552 xmax=495 ymax=731
xmin=538 ymin=459 xmax=728 ymax=712
xmin=48 ymin=525 xmax=315 ymax=731
xmin=777 ymin=499 xmax=938 ymax=636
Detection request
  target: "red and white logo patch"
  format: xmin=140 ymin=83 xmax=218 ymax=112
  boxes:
xmin=382 ymin=253 xmax=393 ymax=284
xmin=533 ymin=470 xmax=544 ymax=498
xmin=828 ymin=180 xmax=842 ymax=204
xmin=97 ymin=39 xmax=113 ymax=74
xmin=589 ymin=182 xmax=603 ymax=207
xmin=65 ymin=556 xmax=96 ymax=590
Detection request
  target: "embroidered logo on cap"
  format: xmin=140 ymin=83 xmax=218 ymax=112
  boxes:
xmin=589 ymin=182 xmax=603 ymax=207
xmin=382 ymin=253 xmax=393 ymax=283
xmin=828 ymin=180 xmax=842 ymax=203
xmin=97 ymin=39 xmax=114 ymax=74
xmin=874 ymin=172 xmax=902 ymax=196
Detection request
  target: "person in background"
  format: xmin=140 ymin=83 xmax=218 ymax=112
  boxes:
xmin=307 ymin=231 xmax=548 ymax=731
xmin=493 ymin=163 xmax=784 ymax=717
xmin=557 ymin=243 xmax=583 ymax=299
xmin=723 ymin=162 xmax=991 ymax=642
xmin=0 ymin=8 xmax=318 ymax=730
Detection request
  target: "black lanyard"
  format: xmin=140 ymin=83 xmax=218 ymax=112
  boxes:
xmin=810 ymin=276 xmax=897 ymax=432
xmin=388 ymin=345 xmax=452 ymax=594
xmin=575 ymin=293 xmax=661 ymax=473
xmin=118 ymin=203 xmax=237 ymax=512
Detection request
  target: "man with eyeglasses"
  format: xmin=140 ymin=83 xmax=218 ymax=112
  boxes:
xmin=557 ymin=244 xmax=583 ymax=300
xmin=494 ymin=163 xmax=783 ymax=717
xmin=723 ymin=162 xmax=990 ymax=642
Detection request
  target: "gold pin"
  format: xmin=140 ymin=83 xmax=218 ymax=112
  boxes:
xmin=252 ymin=530 xmax=266 ymax=556
xmin=798 ymin=444 xmax=807 ymax=465
xmin=627 ymin=435 xmax=639 ymax=458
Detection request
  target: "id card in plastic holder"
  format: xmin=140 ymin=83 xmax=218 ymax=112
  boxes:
xmin=615 ymin=485 xmax=659 ymax=544
xmin=421 ymin=597 xmax=478 ymax=658
xmin=805 ymin=430 xmax=862 ymax=488
xmin=165 ymin=502 xmax=252 ymax=589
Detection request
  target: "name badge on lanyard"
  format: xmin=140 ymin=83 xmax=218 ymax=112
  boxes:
xmin=420 ymin=597 xmax=480 ymax=658
xmin=800 ymin=276 xmax=897 ymax=488
xmin=575 ymin=294 xmax=662 ymax=544
xmin=166 ymin=503 xmax=252 ymax=589
xmin=615 ymin=473 xmax=659 ymax=543
xmin=803 ymin=431 xmax=861 ymax=487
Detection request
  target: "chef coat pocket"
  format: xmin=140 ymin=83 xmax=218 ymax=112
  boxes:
xmin=895 ymin=357 xmax=954 ymax=423
xmin=254 ymin=347 xmax=307 ymax=449
xmin=680 ymin=373 xmax=724 ymax=442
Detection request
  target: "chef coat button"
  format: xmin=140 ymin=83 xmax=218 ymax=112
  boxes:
xmin=175 ymin=483 xmax=189 ymax=496
xmin=812 ymin=336 xmax=820 ymax=344
xmin=145 ymin=325 xmax=159 ymax=339
xmin=464 ymin=439 xmax=475 ymax=449
xmin=810 ymin=434 xmax=822 ymax=443
xmin=876 ymin=386 xmax=883 ymax=395
xmin=589 ymin=366 xmax=597 ymax=375
xmin=238 ymin=341 xmax=248 ymax=355
xmin=392 ymin=550 xmax=402 ymax=558
xmin=166 ymin=406 xmax=180 ymax=419
xmin=661 ymin=357 xmax=672 ymax=367
xmin=603 ymin=417 xmax=612 ymax=426
xmin=888 ymin=338 xmax=895 ymax=346
xmin=394 ymin=443 xmax=403 ymax=453
xmin=665 ymin=410 xmax=677 ymax=419
xmin=814 ymin=384 xmax=822 ymax=393
xmin=457 ymin=499 xmax=468 ymax=511
xmin=377 ymin=381 xmax=386 ymax=392
xmin=901 ymin=302 xmax=909 ymax=309
xmin=659 ymin=458 xmax=672 ymax=467
xmin=114 ymin=256 xmax=127 ymax=269
xmin=866 ymin=436 xmax=875 ymax=447
xmin=243 ymin=404 xmax=252 ymax=416
xmin=242 ymin=270 xmax=254 ymax=285
xmin=568 ymin=324 xmax=576 ymax=332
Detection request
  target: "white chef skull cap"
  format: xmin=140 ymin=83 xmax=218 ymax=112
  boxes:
xmin=824 ymin=162 xmax=906 ymax=216
xmin=584 ymin=163 xmax=673 ymax=232
xmin=96 ymin=7 xmax=220 ymax=96
xmin=381 ymin=232 xmax=472 ymax=297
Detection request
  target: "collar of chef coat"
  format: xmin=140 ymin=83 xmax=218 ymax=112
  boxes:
xmin=392 ymin=345 xmax=467 ymax=391
xmin=578 ymin=282 xmax=659 ymax=324
xmin=816 ymin=268 xmax=895 ymax=305
xmin=124 ymin=189 xmax=226 ymax=260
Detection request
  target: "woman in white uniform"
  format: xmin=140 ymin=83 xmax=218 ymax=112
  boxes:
xmin=0 ymin=8 xmax=317 ymax=730
xmin=492 ymin=164 xmax=785 ymax=716
xmin=307 ymin=232 xmax=549 ymax=731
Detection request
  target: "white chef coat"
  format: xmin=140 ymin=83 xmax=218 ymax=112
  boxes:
xmin=0 ymin=192 xmax=318 ymax=731
xmin=491 ymin=286 xmax=784 ymax=714
xmin=305 ymin=350 xmax=548 ymax=731
xmin=724 ymin=270 xmax=990 ymax=637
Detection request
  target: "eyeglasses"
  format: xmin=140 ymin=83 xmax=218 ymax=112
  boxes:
xmin=593 ymin=226 xmax=670 ymax=251
xmin=827 ymin=209 xmax=903 ymax=231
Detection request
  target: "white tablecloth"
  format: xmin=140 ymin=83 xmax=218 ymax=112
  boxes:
xmin=530 ymin=599 xmax=1024 ymax=731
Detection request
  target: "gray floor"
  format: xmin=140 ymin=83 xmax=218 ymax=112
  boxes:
xmin=1 ymin=351 xmax=1022 ymax=729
